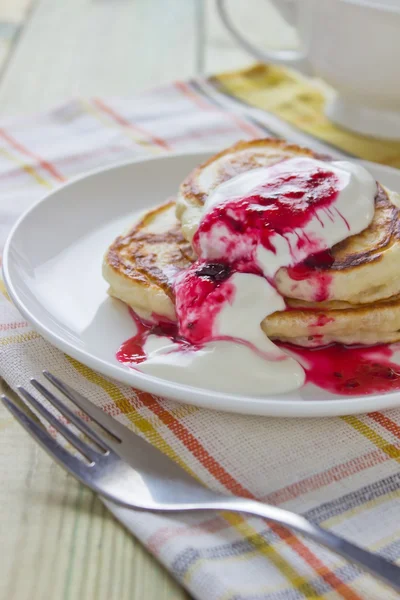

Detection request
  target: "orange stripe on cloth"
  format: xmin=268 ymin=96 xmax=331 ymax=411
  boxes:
xmin=92 ymin=98 xmax=170 ymax=150
xmin=139 ymin=391 xmax=248 ymax=495
xmin=368 ymin=412 xmax=400 ymax=440
xmin=174 ymin=80 xmax=261 ymax=139
xmin=264 ymin=445 xmax=395 ymax=506
xmin=67 ymin=357 xmax=197 ymax=477
xmin=0 ymin=128 xmax=65 ymax=182
xmin=138 ymin=391 xmax=362 ymax=600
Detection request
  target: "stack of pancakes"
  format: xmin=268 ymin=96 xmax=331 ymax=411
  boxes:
xmin=103 ymin=139 xmax=400 ymax=348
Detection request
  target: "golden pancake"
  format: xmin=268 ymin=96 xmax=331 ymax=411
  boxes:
xmin=103 ymin=201 xmax=194 ymax=321
xmin=176 ymin=139 xmax=400 ymax=305
xmin=103 ymin=201 xmax=400 ymax=348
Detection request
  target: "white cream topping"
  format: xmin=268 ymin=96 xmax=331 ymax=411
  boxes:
xmin=141 ymin=335 xmax=305 ymax=395
xmin=136 ymin=158 xmax=377 ymax=396
xmin=198 ymin=158 xmax=376 ymax=274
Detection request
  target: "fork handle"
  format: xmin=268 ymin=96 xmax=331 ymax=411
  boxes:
xmin=187 ymin=498 xmax=400 ymax=592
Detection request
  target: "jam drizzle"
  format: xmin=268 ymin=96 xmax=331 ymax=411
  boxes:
xmin=281 ymin=342 xmax=400 ymax=395
xmin=286 ymin=250 xmax=335 ymax=302
xmin=193 ymin=164 xmax=341 ymax=269
xmin=116 ymin=309 xmax=191 ymax=365
xmin=174 ymin=261 xmax=235 ymax=344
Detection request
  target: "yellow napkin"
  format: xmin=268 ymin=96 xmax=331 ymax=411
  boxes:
xmin=212 ymin=63 xmax=400 ymax=167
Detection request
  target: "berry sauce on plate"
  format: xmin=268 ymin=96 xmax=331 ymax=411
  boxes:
xmin=281 ymin=342 xmax=400 ymax=395
xmin=118 ymin=310 xmax=400 ymax=396
xmin=116 ymin=309 xmax=189 ymax=365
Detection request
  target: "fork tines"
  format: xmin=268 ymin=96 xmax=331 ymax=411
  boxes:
xmin=1 ymin=371 xmax=124 ymax=465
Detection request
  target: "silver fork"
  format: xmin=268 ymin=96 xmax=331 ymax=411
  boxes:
xmin=2 ymin=372 xmax=400 ymax=593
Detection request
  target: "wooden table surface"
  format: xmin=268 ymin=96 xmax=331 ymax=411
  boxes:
xmin=0 ymin=2 xmax=294 ymax=599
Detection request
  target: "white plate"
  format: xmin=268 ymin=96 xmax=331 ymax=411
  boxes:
xmin=4 ymin=151 xmax=400 ymax=417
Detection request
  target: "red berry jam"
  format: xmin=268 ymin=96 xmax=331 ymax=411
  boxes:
xmin=280 ymin=342 xmax=400 ymax=395
xmin=174 ymin=261 xmax=235 ymax=344
xmin=193 ymin=162 xmax=342 ymax=269
xmin=116 ymin=309 xmax=190 ymax=365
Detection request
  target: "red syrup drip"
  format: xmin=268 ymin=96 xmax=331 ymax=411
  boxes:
xmin=280 ymin=342 xmax=400 ymax=395
xmin=117 ymin=305 xmax=278 ymax=365
xmin=174 ymin=261 xmax=235 ymax=344
xmin=286 ymin=250 xmax=334 ymax=302
xmin=116 ymin=309 xmax=191 ymax=365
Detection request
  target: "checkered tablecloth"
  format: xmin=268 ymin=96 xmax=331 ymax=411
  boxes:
xmin=1 ymin=66 xmax=400 ymax=600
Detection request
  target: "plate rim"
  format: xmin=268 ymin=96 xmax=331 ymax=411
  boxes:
xmin=4 ymin=149 xmax=400 ymax=417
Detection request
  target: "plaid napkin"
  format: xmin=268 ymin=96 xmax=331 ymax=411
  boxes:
xmin=1 ymin=65 xmax=400 ymax=600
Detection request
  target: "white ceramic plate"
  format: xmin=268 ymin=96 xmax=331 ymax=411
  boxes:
xmin=4 ymin=151 xmax=400 ymax=417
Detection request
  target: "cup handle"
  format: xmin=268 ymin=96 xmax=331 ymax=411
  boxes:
xmin=216 ymin=0 xmax=312 ymax=75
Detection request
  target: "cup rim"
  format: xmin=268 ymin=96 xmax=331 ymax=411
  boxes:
xmin=344 ymin=0 xmax=400 ymax=14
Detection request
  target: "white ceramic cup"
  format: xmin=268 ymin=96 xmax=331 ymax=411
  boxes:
xmin=217 ymin=0 xmax=400 ymax=140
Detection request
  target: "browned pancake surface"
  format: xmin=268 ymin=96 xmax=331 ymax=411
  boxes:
xmin=106 ymin=200 xmax=194 ymax=300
